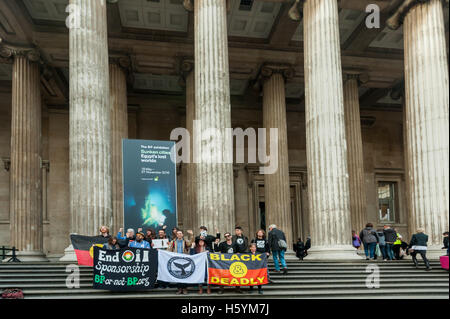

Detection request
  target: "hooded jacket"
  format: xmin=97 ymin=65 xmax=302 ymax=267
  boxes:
xmin=359 ymin=227 xmax=379 ymax=244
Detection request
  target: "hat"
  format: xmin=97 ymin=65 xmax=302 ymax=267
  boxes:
xmin=136 ymin=231 xmax=145 ymax=237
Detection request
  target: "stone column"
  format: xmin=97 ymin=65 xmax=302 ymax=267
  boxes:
xmin=388 ymin=0 xmax=449 ymax=257
xmin=302 ymin=0 xmax=360 ymax=259
xmin=193 ymin=0 xmax=235 ymax=235
xmin=110 ymin=58 xmax=129 ymax=234
xmin=261 ymin=65 xmax=294 ymax=246
xmin=0 ymin=45 xmax=47 ymax=261
xmin=180 ymin=60 xmax=197 ymax=231
xmin=343 ymin=73 xmax=367 ymax=234
xmin=68 ymin=0 xmax=111 ymax=236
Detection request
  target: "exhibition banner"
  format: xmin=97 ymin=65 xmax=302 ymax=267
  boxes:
xmin=122 ymin=139 xmax=177 ymax=234
xmin=207 ymin=253 xmax=269 ymax=286
xmin=157 ymin=250 xmax=208 ymax=284
xmin=93 ymin=246 xmax=158 ymax=291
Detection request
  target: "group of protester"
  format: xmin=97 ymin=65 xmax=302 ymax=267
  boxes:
xmin=353 ymin=223 xmax=449 ymax=271
xmin=96 ymin=224 xmax=290 ymax=295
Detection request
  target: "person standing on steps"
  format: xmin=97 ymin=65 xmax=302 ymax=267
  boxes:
xmin=359 ymin=223 xmax=379 ymax=260
xmin=268 ymin=224 xmax=288 ymax=275
xmin=232 ymin=226 xmax=249 ymax=253
xmin=408 ymin=228 xmax=432 ymax=271
xmin=383 ymin=225 xmax=397 ymax=261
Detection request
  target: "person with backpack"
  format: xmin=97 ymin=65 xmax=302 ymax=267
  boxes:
xmin=359 ymin=223 xmax=379 ymax=260
xmin=268 ymin=224 xmax=288 ymax=274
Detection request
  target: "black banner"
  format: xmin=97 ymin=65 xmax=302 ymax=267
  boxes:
xmin=93 ymin=246 xmax=158 ymax=291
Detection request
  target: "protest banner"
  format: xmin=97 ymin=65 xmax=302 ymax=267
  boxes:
xmin=93 ymin=246 xmax=158 ymax=291
xmin=207 ymin=253 xmax=269 ymax=286
xmin=152 ymin=239 xmax=169 ymax=249
xmin=70 ymin=234 xmax=109 ymax=266
xmin=157 ymin=250 xmax=208 ymax=284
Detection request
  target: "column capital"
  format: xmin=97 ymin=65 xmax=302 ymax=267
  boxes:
xmin=178 ymin=58 xmax=194 ymax=88
xmin=288 ymin=0 xmax=304 ymax=21
xmin=343 ymin=70 xmax=369 ymax=85
xmin=0 ymin=41 xmax=41 ymax=63
xmin=253 ymin=63 xmax=294 ymax=91
xmin=386 ymin=0 xmax=438 ymax=30
xmin=390 ymin=81 xmax=405 ymax=100
xmin=109 ymin=55 xmax=132 ymax=71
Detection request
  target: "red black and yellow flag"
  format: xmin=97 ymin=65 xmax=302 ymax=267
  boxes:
xmin=207 ymin=253 xmax=269 ymax=286
xmin=70 ymin=234 xmax=108 ymax=266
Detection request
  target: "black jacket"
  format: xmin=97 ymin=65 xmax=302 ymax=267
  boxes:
xmin=293 ymin=241 xmax=305 ymax=258
xmin=215 ymin=241 xmax=239 ymax=254
xmin=195 ymin=233 xmax=220 ymax=252
xmin=443 ymin=237 xmax=449 ymax=249
xmin=305 ymin=238 xmax=311 ymax=250
xmin=384 ymin=228 xmax=397 ymax=243
xmin=232 ymin=235 xmax=249 ymax=253
xmin=268 ymin=228 xmax=287 ymax=251
xmin=409 ymin=233 xmax=429 ymax=248
xmin=251 ymin=238 xmax=270 ymax=254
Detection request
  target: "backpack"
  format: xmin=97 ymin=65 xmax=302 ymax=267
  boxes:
xmin=278 ymin=239 xmax=288 ymax=249
xmin=2 ymin=288 xmax=24 ymax=299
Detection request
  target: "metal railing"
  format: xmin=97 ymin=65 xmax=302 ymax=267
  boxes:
xmin=1 ymin=246 xmax=21 ymax=262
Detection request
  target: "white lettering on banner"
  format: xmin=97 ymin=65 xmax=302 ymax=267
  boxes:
xmin=94 ymin=261 xmax=150 ymax=277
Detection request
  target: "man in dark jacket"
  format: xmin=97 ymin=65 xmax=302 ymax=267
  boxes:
xmin=443 ymin=231 xmax=449 ymax=256
xmin=195 ymin=226 xmax=220 ymax=252
xmin=268 ymin=225 xmax=288 ymax=274
xmin=409 ymin=228 xmax=431 ymax=270
xmin=359 ymin=223 xmax=379 ymax=260
xmin=293 ymin=238 xmax=305 ymax=260
xmin=232 ymin=226 xmax=249 ymax=253
xmin=383 ymin=225 xmax=397 ymax=260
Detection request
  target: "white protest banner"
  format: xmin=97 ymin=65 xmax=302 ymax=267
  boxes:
xmin=153 ymin=239 xmax=169 ymax=249
xmin=157 ymin=250 xmax=208 ymax=284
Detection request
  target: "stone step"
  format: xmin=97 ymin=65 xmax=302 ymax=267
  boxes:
xmin=0 ymin=277 xmax=446 ymax=284
xmin=2 ymin=281 xmax=447 ymax=290
xmin=20 ymin=288 xmax=450 ymax=299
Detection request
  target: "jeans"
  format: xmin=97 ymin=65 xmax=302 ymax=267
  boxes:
xmin=272 ymin=250 xmax=287 ymax=271
xmin=411 ymin=250 xmax=430 ymax=268
xmin=385 ymin=243 xmax=394 ymax=260
xmin=379 ymin=244 xmax=387 ymax=259
xmin=364 ymin=242 xmax=377 ymax=259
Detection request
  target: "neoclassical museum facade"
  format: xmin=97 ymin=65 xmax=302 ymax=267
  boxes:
xmin=0 ymin=0 xmax=448 ymax=260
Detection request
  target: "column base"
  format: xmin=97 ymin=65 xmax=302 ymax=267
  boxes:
xmin=304 ymin=245 xmax=363 ymax=260
xmin=59 ymin=245 xmax=77 ymax=262
xmin=422 ymin=245 xmax=448 ymax=260
xmin=2 ymin=250 xmax=48 ymax=262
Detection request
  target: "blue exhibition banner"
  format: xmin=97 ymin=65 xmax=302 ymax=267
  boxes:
xmin=122 ymin=139 xmax=177 ymax=235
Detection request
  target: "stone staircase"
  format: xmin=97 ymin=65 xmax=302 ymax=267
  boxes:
xmin=0 ymin=260 xmax=448 ymax=299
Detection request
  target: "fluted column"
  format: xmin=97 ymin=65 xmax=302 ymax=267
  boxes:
xmin=303 ymin=0 xmax=360 ymax=259
xmin=261 ymin=65 xmax=293 ymax=246
xmin=388 ymin=0 xmax=449 ymax=257
xmin=181 ymin=60 xmax=197 ymax=230
xmin=343 ymin=74 xmax=367 ymax=234
xmin=2 ymin=46 xmax=47 ymax=261
xmin=194 ymin=0 xmax=235 ymax=234
xmin=110 ymin=59 xmax=129 ymax=234
xmin=69 ymin=0 xmax=111 ymax=236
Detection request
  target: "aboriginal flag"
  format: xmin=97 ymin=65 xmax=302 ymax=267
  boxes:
xmin=207 ymin=253 xmax=269 ymax=286
xmin=70 ymin=234 xmax=108 ymax=266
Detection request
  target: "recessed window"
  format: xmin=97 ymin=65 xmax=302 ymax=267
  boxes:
xmin=239 ymin=0 xmax=254 ymax=11
xmin=378 ymin=181 xmax=398 ymax=223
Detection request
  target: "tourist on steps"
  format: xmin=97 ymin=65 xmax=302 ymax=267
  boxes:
xmin=352 ymin=230 xmax=362 ymax=251
xmin=376 ymin=229 xmax=388 ymax=261
xmin=359 ymin=223 xmax=379 ymax=260
xmin=293 ymin=238 xmax=306 ymax=260
xmin=383 ymin=225 xmax=397 ymax=260
xmin=408 ymin=228 xmax=432 ymax=271
xmin=443 ymin=231 xmax=449 ymax=256
xmin=268 ymin=224 xmax=288 ymax=275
